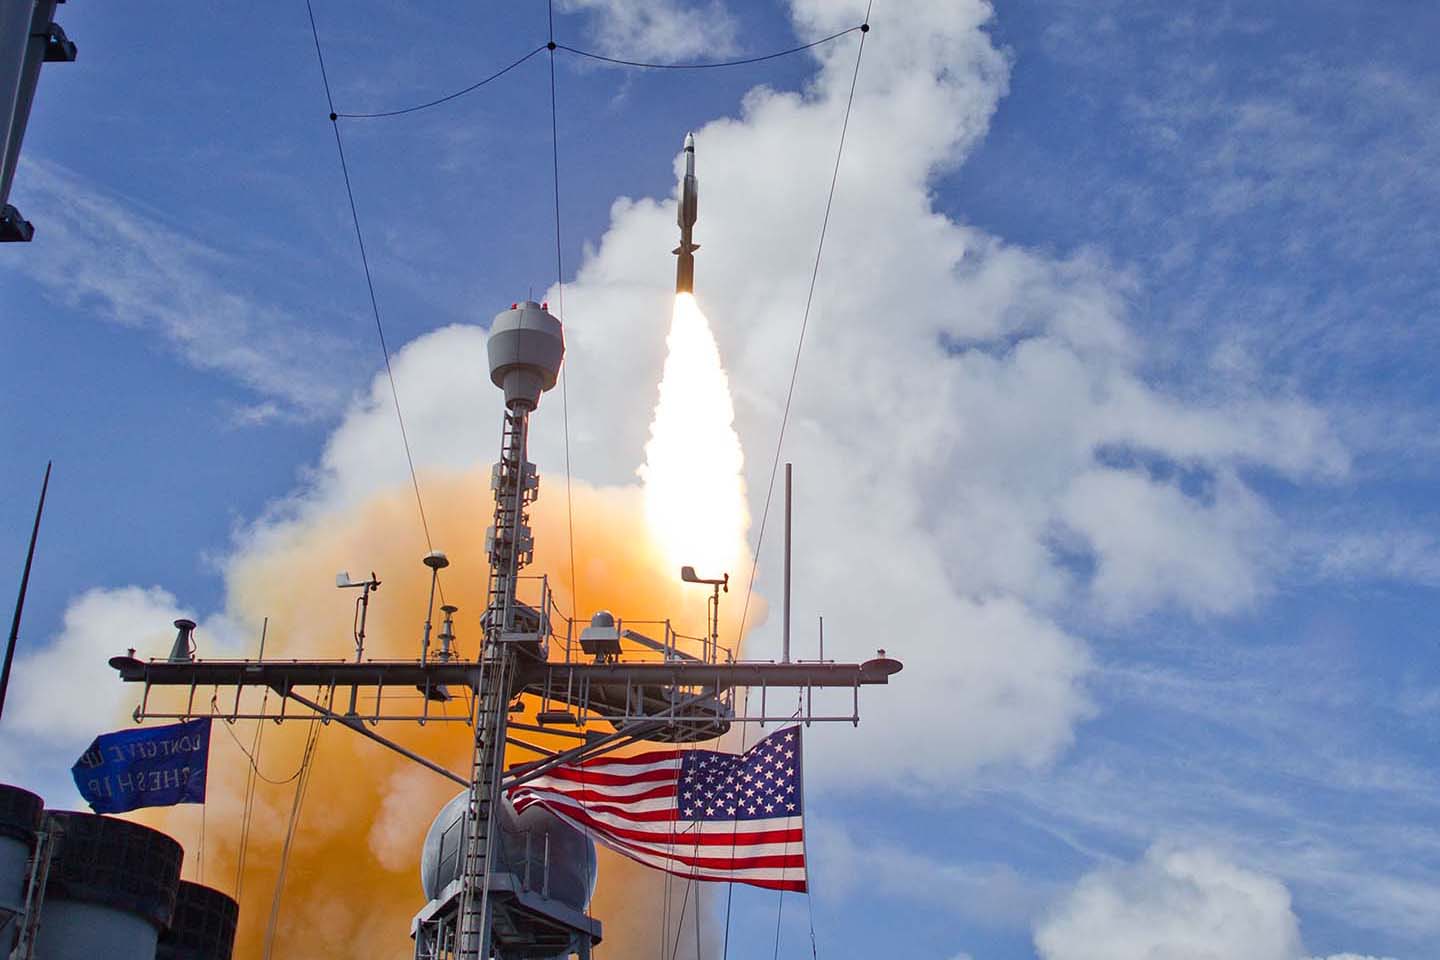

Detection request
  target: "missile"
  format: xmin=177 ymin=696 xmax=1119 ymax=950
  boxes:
xmin=674 ymin=132 xmax=699 ymax=294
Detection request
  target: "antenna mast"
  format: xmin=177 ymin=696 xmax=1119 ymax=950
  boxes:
xmin=106 ymin=300 xmax=903 ymax=960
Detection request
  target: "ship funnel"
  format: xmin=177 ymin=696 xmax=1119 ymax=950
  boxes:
xmin=167 ymin=619 xmax=196 ymax=663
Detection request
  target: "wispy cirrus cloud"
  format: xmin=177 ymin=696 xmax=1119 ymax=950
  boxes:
xmin=5 ymin=159 xmax=368 ymax=422
xmin=558 ymin=0 xmax=738 ymax=60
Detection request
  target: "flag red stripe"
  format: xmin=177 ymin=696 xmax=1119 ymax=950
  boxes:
xmin=506 ymin=725 xmax=807 ymax=895
xmin=511 ymin=792 xmax=804 ymax=846
xmin=537 ymin=802 xmax=807 ymax=882
xmin=532 ymin=765 xmax=683 ymax=788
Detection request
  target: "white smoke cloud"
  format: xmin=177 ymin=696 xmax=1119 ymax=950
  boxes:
xmin=515 ymin=0 xmax=1341 ymax=786
xmin=1033 ymin=846 xmax=1394 ymax=960
xmin=369 ymin=768 xmax=454 ymax=873
xmin=26 ymin=0 xmax=1348 ymax=798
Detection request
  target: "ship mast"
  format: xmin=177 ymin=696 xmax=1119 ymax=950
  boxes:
xmin=455 ymin=299 xmax=565 ymax=957
xmin=107 ymin=300 xmax=903 ymax=960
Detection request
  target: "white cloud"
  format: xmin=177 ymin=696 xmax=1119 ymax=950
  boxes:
xmin=0 ymin=586 xmax=250 ymax=802
xmin=559 ymin=0 xmax=737 ymax=60
xmin=1034 ymin=845 xmax=1398 ymax=960
xmin=1035 ymin=845 xmax=1304 ymax=960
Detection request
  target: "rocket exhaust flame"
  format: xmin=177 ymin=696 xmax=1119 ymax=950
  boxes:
xmin=640 ymin=293 xmax=749 ymax=583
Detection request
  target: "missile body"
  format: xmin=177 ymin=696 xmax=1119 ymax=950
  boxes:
xmin=674 ymin=132 xmax=699 ymax=294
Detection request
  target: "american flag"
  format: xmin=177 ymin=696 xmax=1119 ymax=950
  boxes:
xmin=509 ymin=725 xmax=806 ymax=892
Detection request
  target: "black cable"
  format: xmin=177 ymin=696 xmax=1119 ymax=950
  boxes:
xmin=215 ymin=709 xmax=308 ymax=786
xmin=336 ymin=44 xmax=548 ymax=119
xmin=556 ymin=25 xmax=862 ymax=70
xmin=732 ymin=11 xmax=872 ymax=655
xmin=726 ymin=16 xmax=874 ymax=952
xmin=668 ymin=874 xmax=693 ymax=960
xmin=546 ymin=8 xmax=582 ymax=628
xmin=305 ymin=0 xmax=447 ymax=604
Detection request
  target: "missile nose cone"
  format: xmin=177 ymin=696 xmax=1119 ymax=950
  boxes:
xmin=684 ymin=131 xmax=695 ymax=151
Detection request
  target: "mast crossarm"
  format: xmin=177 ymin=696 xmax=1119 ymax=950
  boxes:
xmin=108 ymin=654 xmax=488 ymax=688
xmin=108 ymin=653 xmax=902 ymax=692
xmin=532 ymin=658 xmax=901 ymax=692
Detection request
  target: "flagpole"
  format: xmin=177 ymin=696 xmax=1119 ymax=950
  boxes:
xmin=1 ymin=460 xmax=51 ymax=721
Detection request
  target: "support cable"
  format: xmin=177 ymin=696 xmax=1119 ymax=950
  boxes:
xmin=555 ymin=26 xmax=863 ymax=70
xmin=336 ymin=45 xmax=548 ymax=119
xmin=232 ymin=692 xmax=267 ymax=901
xmin=720 ymin=685 xmax=756 ymax=960
xmin=546 ymin=3 xmax=581 ymax=625
xmin=545 ymin=13 xmax=594 ymax=950
xmin=262 ymin=717 xmax=323 ymax=960
xmin=732 ymin=11 xmax=871 ymax=653
xmin=721 ymin=15 xmax=874 ymax=940
xmin=214 ymin=698 xmax=312 ymax=786
xmin=319 ymin=26 xmax=864 ymax=122
xmin=304 ymin=0 xmax=447 ymax=605
xmin=668 ymin=872 xmax=694 ymax=960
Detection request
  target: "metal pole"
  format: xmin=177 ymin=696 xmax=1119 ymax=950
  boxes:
xmin=422 ymin=566 xmax=439 ymax=664
xmin=783 ymin=462 xmax=792 ymax=664
xmin=1 ymin=460 xmax=50 ymax=721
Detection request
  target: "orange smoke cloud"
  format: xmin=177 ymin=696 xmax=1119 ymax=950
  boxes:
xmin=129 ymin=298 xmax=758 ymax=958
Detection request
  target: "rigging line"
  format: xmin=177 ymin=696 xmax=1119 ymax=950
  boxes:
xmin=732 ymin=10 xmax=872 ymax=653
xmin=335 ymin=44 xmax=548 ymax=119
xmin=769 ymin=699 xmax=805 ymax=960
xmin=668 ymin=873 xmax=694 ymax=960
xmin=720 ymin=683 xmax=758 ymax=960
xmin=305 ymin=0 xmax=447 ymax=604
xmin=262 ymin=717 xmax=323 ymax=960
xmin=661 ymin=739 xmax=697 ymax=960
xmin=719 ymin=1 xmax=871 ymax=930
xmin=555 ymin=24 xmax=862 ymax=70
xmin=233 ymin=692 xmax=267 ymax=900
xmin=235 ymin=622 xmax=270 ymax=901
xmin=215 ymin=708 xmax=309 ymax=786
xmin=799 ymin=682 xmax=818 ymax=960
xmin=550 ymin=115 xmax=598 ymax=916
xmin=547 ymin=9 xmax=580 ymax=624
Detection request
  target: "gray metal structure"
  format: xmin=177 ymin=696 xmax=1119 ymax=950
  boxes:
xmin=106 ymin=300 xmax=903 ymax=959
xmin=0 ymin=0 xmax=77 ymax=242
xmin=31 ymin=811 xmax=183 ymax=960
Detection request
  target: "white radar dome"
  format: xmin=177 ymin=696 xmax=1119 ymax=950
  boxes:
xmin=487 ymin=301 xmax=565 ymax=410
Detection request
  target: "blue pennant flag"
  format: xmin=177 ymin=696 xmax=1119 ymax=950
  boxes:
xmin=71 ymin=717 xmax=211 ymax=814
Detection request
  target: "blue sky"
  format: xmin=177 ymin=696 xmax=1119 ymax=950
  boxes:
xmin=3 ymin=2 xmax=1439 ymax=958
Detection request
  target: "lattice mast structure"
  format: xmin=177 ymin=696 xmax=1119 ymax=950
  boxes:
xmin=455 ymin=300 xmax=565 ymax=957
xmin=108 ymin=300 xmax=904 ymax=960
